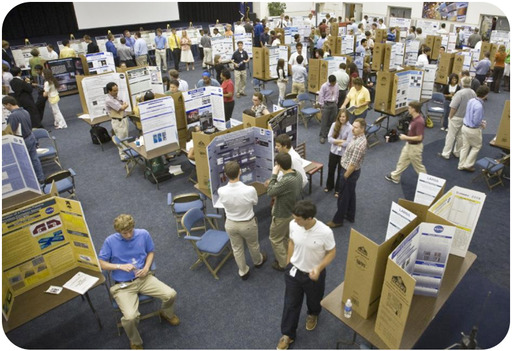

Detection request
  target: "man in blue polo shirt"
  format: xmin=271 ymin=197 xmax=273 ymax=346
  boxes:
xmin=98 ymin=214 xmax=179 ymax=349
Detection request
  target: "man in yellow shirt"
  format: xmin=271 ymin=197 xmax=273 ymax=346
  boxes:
xmin=59 ymin=39 xmax=77 ymax=58
xmin=168 ymin=28 xmax=181 ymax=71
xmin=341 ymin=77 xmax=371 ymax=123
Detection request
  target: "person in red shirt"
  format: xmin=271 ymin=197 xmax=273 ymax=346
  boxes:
xmin=221 ymin=69 xmax=235 ymax=122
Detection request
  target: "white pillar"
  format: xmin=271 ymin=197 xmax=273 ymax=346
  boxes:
xmin=253 ymin=2 xmax=269 ymax=20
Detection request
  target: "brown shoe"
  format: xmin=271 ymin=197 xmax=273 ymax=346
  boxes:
xmin=255 ymin=252 xmax=267 ymax=268
xmin=306 ymin=314 xmax=318 ymax=331
xmin=130 ymin=343 xmax=143 ymax=349
xmin=277 ymin=335 xmax=294 ymax=350
xmin=160 ymin=312 xmax=180 ymax=326
xmin=326 ymin=221 xmax=343 ymax=228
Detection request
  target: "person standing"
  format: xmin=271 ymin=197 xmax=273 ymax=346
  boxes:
xmin=231 ymin=41 xmax=249 ymax=98
xmin=29 ymin=48 xmax=45 ymax=79
xmin=83 ymin=35 xmax=99 ymax=54
xmin=180 ymin=31 xmax=194 ymax=71
xmin=458 ymin=85 xmax=490 ymax=172
xmin=327 ymin=118 xmax=367 ymax=228
xmin=123 ymin=30 xmax=136 ymax=49
xmin=200 ymin=30 xmax=212 ymax=69
xmin=118 ymin=38 xmax=135 ymax=67
xmin=332 ymin=63 xmax=350 ymax=109
xmin=59 ymin=39 xmax=77 ymax=58
xmin=105 ymin=82 xmax=130 ymax=161
xmin=473 ymin=52 xmax=492 ymax=85
xmin=42 ymin=68 xmax=67 ymax=129
xmin=288 ymin=43 xmax=308 ymax=68
xmin=275 ymin=134 xmax=308 ymax=189
xmin=291 ymin=55 xmax=307 ymax=96
xmin=341 ymin=77 xmax=371 ymax=123
xmin=133 ymin=32 xmax=148 ymax=66
xmin=169 ymin=69 xmax=189 ymax=91
xmin=467 ymin=28 xmax=482 ymax=48
xmin=325 ymin=109 xmax=353 ymax=197
xmin=492 ymin=45 xmax=507 ymax=93
xmin=260 ymin=27 xmax=270 ymax=47
xmin=10 ymin=66 xmax=41 ymax=128
xmin=2 ymin=96 xmax=45 ymax=183
xmin=168 ymin=28 xmax=181 ymax=71
xmin=46 ymin=44 xmax=59 ymax=60
xmin=253 ymin=19 xmax=264 ymax=47
xmin=276 ymin=58 xmax=288 ymax=103
xmin=439 ymin=76 xmax=476 ymax=160
xmin=266 ymin=152 xmax=303 ymax=272
xmin=318 ymin=75 xmax=339 ymax=144
xmin=385 ymin=101 xmax=427 ymax=184
xmin=31 ymin=64 xmax=47 ymax=122
xmin=220 ymin=69 xmax=235 ymax=122
xmin=98 ymin=214 xmax=179 ymax=350
xmin=154 ymin=28 xmax=167 ymax=72
xmin=441 ymin=73 xmax=461 ymax=131
xmin=217 ymin=161 xmax=267 ymax=280
xmin=276 ymin=200 xmax=336 ymax=350
xmin=105 ymin=34 xmax=119 ymax=66
xmin=2 ymin=40 xmax=15 ymax=67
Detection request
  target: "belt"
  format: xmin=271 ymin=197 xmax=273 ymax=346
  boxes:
xmin=115 ymin=277 xmax=138 ymax=285
xmin=156 ymin=48 xmax=166 ymax=50
xmin=464 ymin=123 xmax=479 ymax=129
xmin=408 ymin=142 xmax=421 ymax=145
xmin=227 ymin=216 xmax=254 ymax=222
xmin=293 ymin=265 xmax=309 ymax=275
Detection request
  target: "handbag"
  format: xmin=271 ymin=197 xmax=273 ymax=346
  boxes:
xmin=48 ymin=95 xmax=60 ymax=104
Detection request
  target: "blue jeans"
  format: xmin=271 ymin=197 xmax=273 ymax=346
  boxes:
xmin=25 ymin=133 xmax=45 ymax=182
xmin=349 ymin=109 xmax=368 ymax=124
xmin=332 ymin=168 xmax=360 ymax=224
xmin=281 ymin=264 xmax=326 ymax=339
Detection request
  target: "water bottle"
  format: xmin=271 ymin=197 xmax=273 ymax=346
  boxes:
xmin=344 ymin=299 xmax=352 ymax=318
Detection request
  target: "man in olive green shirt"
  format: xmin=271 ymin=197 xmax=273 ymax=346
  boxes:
xmin=266 ymin=152 xmax=303 ymax=271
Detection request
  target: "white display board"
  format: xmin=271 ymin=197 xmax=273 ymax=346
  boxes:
xmin=183 ymin=86 xmax=225 ymax=131
xmin=394 ymin=70 xmax=424 ymax=111
xmin=138 ymin=96 xmax=178 ymax=152
xmin=209 ymin=23 xmax=228 ymax=36
xmin=175 ymin=26 xmax=202 ymax=46
xmin=81 ymin=72 xmax=131 ymax=118
xmin=405 ymin=40 xmax=420 ymax=66
xmin=126 ymin=66 xmax=164 ymax=108
xmin=57 ymin=39 xmax=87 ymax=56
xmin=234 ymin=32 xmax=253 ymax=58
xmin=421 ymin=64 xmax=437 ymax=100
xmin=415 ymin=19 xmax=440 ymax=35
xmin=85 ymin=52 xmax=116 ymax=75
xmin=268 ymin=46 xmax=280 ymax=79
xmin=95 ymin=34 xmax=123 ymax=53
xmin=392 ymin=42 xmax=405 ymax=68
xmin=389 ymin=17 xmax=412 ymax=40
xmin=140 ymin=31 xmax=157 ymax=51
xmin=341 ymin=35 xmax=354 ymax=55
xmin=385 ymin=202 xmax=417 ymax=241
xmin=10 ymin=43 xmax=49 ymax=70
xmin=490 ymin=30 xmax=510 ymax=49
xmin=414 ymin=173 xmax=446 ymax=206
xmin=326 ymin=56 xmax=347 ymax=77
xmin=211 ymin=36 xmax=234 ymax=63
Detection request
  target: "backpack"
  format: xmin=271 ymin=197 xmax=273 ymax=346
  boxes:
xmin=397 ymin=114 xmax=412 ymax=132
xmin=385 ymin=129 xmax=400 ymax=142
xmin=90 ymin=126 xmax=111 ymax=144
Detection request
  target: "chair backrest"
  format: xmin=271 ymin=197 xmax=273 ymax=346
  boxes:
xmin=182 ymin=207 xmax=206 ymax=233
xmin=285 ymin=93 xmax=298 ymax=100
xmin=431 ymin=92 xmax=445 ymax=103
xmin=295 ymin=142 xmax=306 ymax=159
xmin=32 ymin=128 xmax=50 ymax=140
xmin=43 ymin=169 xmax=71 ymax=185
xmin=374 ymin=115 xmax=388 ymax=125
xmin=297 ymin=93 xmax=310 ymax=102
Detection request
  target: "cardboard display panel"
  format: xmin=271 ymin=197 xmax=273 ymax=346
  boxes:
xmin=495 ymin=100 xmax=510 ymax=149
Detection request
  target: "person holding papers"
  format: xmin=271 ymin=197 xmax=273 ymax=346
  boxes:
xmin=231 ymin=41 xmax=250 ymax=98
xmin=98 ymin=214 xmax=179 ymax=350
xmin=105 ymin=82 xmax=130 ymax=161
xmin=341 ymin=77 xmax=371 ymax=123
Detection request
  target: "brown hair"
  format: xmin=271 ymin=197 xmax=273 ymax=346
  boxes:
xmin=224 ymin=161 xmax=240 ymax=180
xmin=114 ymin=214 xmax=135 ymax=233
xmin=333 ymin=108 xmax=348 ymax=138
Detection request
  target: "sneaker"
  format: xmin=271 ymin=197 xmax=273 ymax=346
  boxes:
xmin=385 ymin=174 xmax=399 ymax=184
xmin=236 ymin=93 xmax=241 ymax=98
xmin=272 ymin=260 xmax=285 ymax=272
xmin=306 ymin=314 xmax=318 ymax=331
xmin=326 ymin=221 xmax=343 ymax=228
xmin=130 ymin=343 xmax=143 ymax=349
xmin=240 ymin=269 xmax=250 ymax=280
xmin=437 ymin=152 xmax=449 ymax=160
xmin=277 ymin=335 xmax=294 ymax=350
xmin=255 ymin=252 xmax=267 ymax=269
xmin=160 ymin=312 xmax=180 ymax=326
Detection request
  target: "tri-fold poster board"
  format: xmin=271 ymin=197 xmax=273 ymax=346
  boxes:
xmin=138 ymin=96 xmax=179 ymax=152
xmin=183 ymin=86 xmax=226 ymax=131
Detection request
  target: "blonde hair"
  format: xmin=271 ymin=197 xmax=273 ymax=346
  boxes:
xmin=114 ymin=214 xmax=135 ymax=233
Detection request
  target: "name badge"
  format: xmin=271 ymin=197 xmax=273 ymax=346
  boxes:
xmin=289 ymin=266 xmax=297 ymax=277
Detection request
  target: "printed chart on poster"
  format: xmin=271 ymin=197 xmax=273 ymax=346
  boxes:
xmin=394 ymin=70 xmax=424 ymax=110
xmin=234 ymin=32 xmax=253 ymax=58
xmin=183 ymin=86 xmax=225 ymax=131
xmin=126 ymin=66 xmax=164 ymax=108
xmin=404 ymin=40 xmax=420 ymax=66
xmin=2 ymin=196 xmax=100 ymax=320
xmin=392 ymin=42 xmax=405 ymax=68
xmin=138 ymin=96 xmax=179 ymax=152
xmin=81 ymin=72 xmax=131 ymax=118
xmin=85 ymin=52 xmax=116 ymax=75
xmin=415 ymin=19 xmax=440 ymax=35
xmin=268 ymin=106 xmax=299 ymax=148
xmin=208 ymin=127 xmax=274 ymax=208
xmin=57 ymin=39 xmax=87 ymax=56
xmin=95 ymin=34 xmax=123 ymax=53
xmin=421 ymin=64 xmax=437 ymax=99
xmin=268 ymin=46 xmax=280 ymax=79
xmin=140 ymin=30 xmax=157 ymax=51
xmin=10 ymin=44 xmax=50 ymax=70
xmin=211 ymin=36 xmax=234 ymax=62
xmin=341 ymin=35 xmax=354 ymax=55
xmin=175 ymin=26 xmax=202 ymax=45
xmin=45 ymin=57 xmax=85 ymax=93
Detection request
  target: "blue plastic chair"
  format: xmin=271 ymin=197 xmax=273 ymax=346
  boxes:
xmin=33 ymin=128 xmax=62 ymax=169
xmin=112 ymin=135 xmax=144 ymax=177
xmin=426 ymin=92 xmax=445 ymax=124
xmin=253 ymin=78 xmax=274 ymax=105
xmin=181 ymin=207 xmax=233 ymax=279
xmin=167 ymin=192 xmax=206 ymax=237
xmin=40 ymin=168 xmax=77 ymax=199
xmin=297 ymin=93 xmax=320 ymax=128
xmin=473 ymin=157 xmax=507 ymax=190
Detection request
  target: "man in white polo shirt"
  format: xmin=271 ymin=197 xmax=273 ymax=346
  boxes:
xmin=277 ymin=200 xmax=336 ymax=350
xmin=217 ymin=161 xmax=267 ymax=280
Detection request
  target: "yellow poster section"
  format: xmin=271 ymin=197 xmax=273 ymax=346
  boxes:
xmin=2 ymin=196 xmax=100 ymax=320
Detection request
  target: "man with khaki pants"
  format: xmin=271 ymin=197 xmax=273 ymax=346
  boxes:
xmin=217 ymin=161 xmax=267 ymax=280
xmin=266 ymin=153 xmax=303 ymax=271
xmin=385 ymin=101 xmax=427 ymax=184
xmin=231 ymin=41 xmax=249 ymax=97
xmin=105 ymin=82 xmax=130 ymax=161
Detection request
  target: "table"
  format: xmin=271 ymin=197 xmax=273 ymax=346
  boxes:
xmin=126 ymin=141 xmax=180 ymax=189
xmin=3 ymin=267 xmax=105 ymax=333
xmin=78 ymin=114 xmax=112 ymax=151
xmin=321 ymin=252 xmax=477 ymax=349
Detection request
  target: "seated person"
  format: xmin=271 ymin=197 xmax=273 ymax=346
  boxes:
xmin=196 ymin=71 xmax=220 ymax=87
xmin=98 ymin=214 xmax=179 ymax=349
xmin=186 ymin=125 xmax=201 ymax=164
xmin=165 ymin=80 xmax=180 ymax=95
xmin=251 ymin=92 xmax=270 ymax=116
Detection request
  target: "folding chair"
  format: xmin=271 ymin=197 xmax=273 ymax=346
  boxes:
xmin=33 ymin=128 xmax=62 ymax=169
xmin=40 ymin=168 xmax=78 ymax=199
xmin=112 ymin=136 xmax=144 ymax=177
xmin=253 ymin=78 xmax=274 ymax=106
xmin=365 ymin=115 xmax=388 ymax=148
xmin=297 ymin=93 xmax=320 ymax=128
xmin=473 ymin=156 xmax=508 ymax=190
xmin=167 ymin=192 xmax=206 ymax=237
xmin=102 ymin=262 xmax=161 ymax=336
xmin=181 ymin=208 xmax=233 ymax=279
xmin=426 ymin=92 xmax=445 ymax=124
xmin=281 ymin=93 xmax=298 ymax=109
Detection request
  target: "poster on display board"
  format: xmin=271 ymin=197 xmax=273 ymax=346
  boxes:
xmin=183 ymin=86 xmax=225 ymax=131
xmin=284 ymin=27 xmax=299 ymax=45
xmin=415 ymin=19 xmax=440 ymax=35
xmin=2 ymin=196 xmax=101 ymax=319
xmin=211 ymin=36 xmax=234 ymax=62
xmin=95 ymin=34 xmax=123 ymax=53
xmin=326 ymin=56 xmax=347 ymax=77
xmin=422 ymin=2 xmax=468 ymax=22
xmin=80 ymin=72 xmax=131 ymax=118
xmin=209 ymin=23 xmax=228 ymax=36
xmin=268 ymin=46 xmax=280 ymax=79
xmin=490 ymin=31 xmax=510 ymax=49
xmin=234 ymin=32 xmax=253 ymax=58
xmin=394 ymin=70 xmax=424 ymax=111
xmin=385 ymin=202 xmax=417 ymax=241
xmin=414 ymin=172 xmax=446 ymax=206
xmin=138 ymin=96 xmax=179 ymax=152
xmin=45 ymin=57 xmax=85 ymax=93
xmin=10 ymin=43 xmax=50 ymax=70
xmin=268 ymin=106 xmax=299 ymax=149
xmin=85 ymin=52 xmax=116 ymax=75
xmin=392 ymin=42 xmax=405 ymax=68
xmin=175 ymin=26 xmax=202 ymax=46
xmin=405 ymin=40 xmax=420 ymax=66
xmin=389 ymin=18 xmax=412 ymax=40
xmin=139 ymin=30 xmax=157 ymax=51
xmin=421 ymin=64 xmax=437 ymax=99
xmin=57 ymin=39 xmax=87 ymax=57
xmin=208 ymin=127 xmax=274 ymax=208
xmin=126 ymin=66 xmax=164 ymax=108
xmin=341 ymin=35 xmax=354 ymax=55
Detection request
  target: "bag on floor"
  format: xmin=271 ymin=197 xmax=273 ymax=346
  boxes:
xmin=385 ymin=129 xmax=400 ymax=142
xmin=90 ymin=126 xmax=111 ymax=144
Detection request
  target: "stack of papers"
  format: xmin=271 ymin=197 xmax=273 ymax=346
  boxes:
xmin=168 ymin=165 xmax=184 ymax=175
xmin=63 ymin=272 xmax=99 ymax=295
